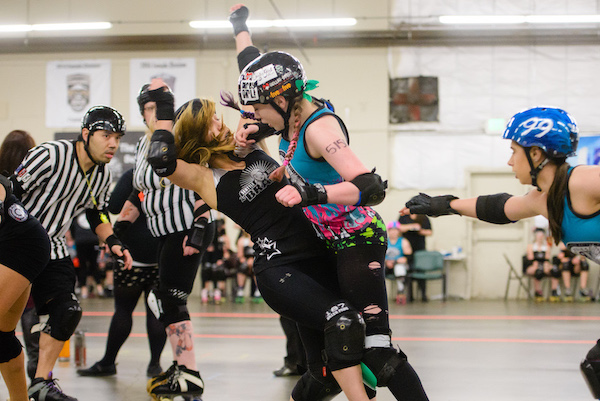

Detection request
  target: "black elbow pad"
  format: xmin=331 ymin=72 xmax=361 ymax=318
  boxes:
xmin=475 ymin=193 xmax=514 ymax=224
xmin=350 ymin=170 xmax=387 ymax=206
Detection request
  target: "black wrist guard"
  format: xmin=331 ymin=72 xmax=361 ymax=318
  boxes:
xmin=148 ymin=129 xmax=177 ymax=177
xmin=146 ymin=87 xmax=175 ymax=121
xmin=293 ymin=182 xmax=328 ymax=207
xmin=475 ymin=193 xmax=513 ymax=224
xmin=244 ymin=123 xmax=277 ymax=142
xmin=105 ymin=234 xmax=123 ymax=250
xmin=113 ymin=220 xmax=132 ymax=239
xmin=405 ymin=193 xmax=460 ymax=217
xmin=229 ymin=5 xmax=250 ymax=37
xmin=186 ymin=216 xmax=209 ymax=251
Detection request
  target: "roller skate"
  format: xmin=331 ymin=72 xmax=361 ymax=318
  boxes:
xmin=28 ymin=375 xmax=78 ymax=401
xmin=213 ymin=288 xmax=222 ymax=304
xmin=251 ymin=289 xmax=263 ymax=303
xmin=534 ymin=290 xmax=545 ymax=302
xmin=200 ymin=289 xmax=209 ymax=304
xmin=147 ymin=361 xmax=178 ymax=392
xmin=549 ymin=289 xmax=561 ymax=303
xmin=234 ymin=287 xmax=245 ymax=304
xmin=579 ymin=288 xmax=593 ymax=302
xmin=395 ymin=293 xmax=407 ymax=305
xmin=148 ymin=361 xmax=204 ymax=401
xmin=563 ymin=288 xmax=574 ymax=302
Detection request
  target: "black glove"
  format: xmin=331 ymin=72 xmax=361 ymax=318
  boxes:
xmin=186 ymin=216 xmax=209 ymax=251
xmin=148 ymin=129 xmax=177 ymax=177
xmin=293 ymin=182 xmax=328 ymax=207
xmin=146 ymin=87 xmax=175 ymax=121
xmin=405 ymin=193 xmax=460 ymax=217
xmin=243 ymin=123 xmax=278 ymax=142
xmin=229 ymin=5 xmax=250 ymax=36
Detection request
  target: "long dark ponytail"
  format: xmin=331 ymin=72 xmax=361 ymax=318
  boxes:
xmin=546 ymin=158 xmax=569 ymax=244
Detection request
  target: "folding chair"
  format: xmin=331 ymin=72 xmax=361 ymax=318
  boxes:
xmin=504 ymin=253 xmax=532 ymax=300
xmin=406 ymin=250 xmax=446 ymax=302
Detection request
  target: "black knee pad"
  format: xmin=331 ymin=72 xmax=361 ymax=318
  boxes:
xmin=581 ymin=259 xmax=590 ymax=271
xmin=291 ymin=369 xmax=341 ymax=401
xmin=323 ymin=302 xmax=365 ymax=371
xmin=44 ymin=293 xmax=82 ymax=341
xmin=362 ymin=346 xmax=408 ymax=387
xmin=0 ymin=330 xmax=22 ymax=363
xmin=534 ymin=268 xmax=545 ymax=280
xmin=151 ymin=288 xmax=190 ymax=326
xmin=581 ymin=340 xmax=600 ymax=399
xmin=550 ymin=265 xmax=561 ymax=278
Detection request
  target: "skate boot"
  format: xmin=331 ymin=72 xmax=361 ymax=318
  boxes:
xmin=201 ymin=289 xmax=209 ymax=304
xmin=28 ymin=376 xmax=78 ymax=401
xmin=534 ymin=290 xmax=545 ymax=302
xmin=213 ymin=288 xmax=222 ymax=304
xmin=549 ymin=289 xmax=561 ymax=303
xmin=148 ymin=362 xmax=204 ymax=401
xmin=251 ymin=289 xmax=263 ymax=303
xmin=581 ymin=339 xmax=600 ymax=399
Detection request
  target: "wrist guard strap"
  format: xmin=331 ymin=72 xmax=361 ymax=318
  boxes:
xmin=229 ymin=6 xmax=250 ymax=37
xmin=244 ymin=122 xmax=278 ymax=142
xmin=294 ymin=182 xmax=328 ymax=207
xmin=147 ymin=87 xmax=175 ymax=121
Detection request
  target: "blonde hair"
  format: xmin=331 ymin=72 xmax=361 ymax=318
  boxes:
xmin=173 ymin=98 xmax=235 ymax=165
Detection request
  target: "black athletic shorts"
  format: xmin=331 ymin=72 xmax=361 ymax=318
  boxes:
xmin=31 ymin=257 xmax=77 ymax=315
xmin=0 ymin=195 xmax=50 ymax=282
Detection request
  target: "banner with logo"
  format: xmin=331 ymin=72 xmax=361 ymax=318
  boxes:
xmin=46 ymin=59 xmax=111 ymax=128
xmin=129 ymin=58 xmax=196 ymax=127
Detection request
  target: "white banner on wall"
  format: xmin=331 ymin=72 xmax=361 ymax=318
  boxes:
xmin=46 ymin=59 xmax=111 ymax=128
xmin=129 ymin=58 xmax=196 ymax=127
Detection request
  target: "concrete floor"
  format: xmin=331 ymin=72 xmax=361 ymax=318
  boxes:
xmin=4 ymin=296 xmax=599 ymax=401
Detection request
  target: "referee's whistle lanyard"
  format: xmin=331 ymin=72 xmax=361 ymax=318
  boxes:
xmin=83 ymin=168 xmax=109 ymax=225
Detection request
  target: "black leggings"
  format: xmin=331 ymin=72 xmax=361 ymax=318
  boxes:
xmin=157 ymin=231 xmax=202 ymax=296
xmin=99 ymin=283 xmax=166 ymax=366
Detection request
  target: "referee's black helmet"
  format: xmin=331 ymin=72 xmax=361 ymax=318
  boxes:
xmin=81 ymin=106 xmax=126 ymax=135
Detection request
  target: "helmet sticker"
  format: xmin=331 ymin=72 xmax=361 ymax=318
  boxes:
xmin=254 ymin=64 xmax=278 ymax=85
xmin=239 ymin=80 xmax=259 ymax=102
xmin=8 ymin=203 xmax=28 ymax=222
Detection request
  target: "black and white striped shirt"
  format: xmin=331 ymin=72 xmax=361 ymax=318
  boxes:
xmin=14 ymin=140 xmax=111 ymax=260
xmin=132 ymin=135 xmax=194 ymax=237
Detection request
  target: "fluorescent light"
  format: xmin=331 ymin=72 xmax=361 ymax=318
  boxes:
xmin=190 ymin=18 xmax=357 ymax=29
xmin=440 ymin=15 xmax=600 ymax=24
xmin=0 ymin=22 xmax=112 ymax=33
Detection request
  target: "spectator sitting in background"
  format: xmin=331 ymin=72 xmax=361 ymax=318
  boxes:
xmin=524 ymin=228 xmax=559 ymax=302
xmin=557 ymin=241 xmax=592 ymax=302
xmin=399 ymin=213 xmax=432 ymax=301
xmin=385 ymin=221 xmax=412 ymax=304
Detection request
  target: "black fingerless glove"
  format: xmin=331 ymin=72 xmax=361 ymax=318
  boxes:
xmin=243 ymin=122 xmax=278 ymax=142
xmin=229 ymin=5 xmax=250 ymax=36
xmin=146 ymin=87 xmax=175 ymax=121
xmin=148 ymin=129 xmax=177 ymax=177
xmin=405 ymin=193 xmax=460 ymax=217
xmin=186 ymin=216 xmax=209 ymax=251
xmin=293 ymin=182 xmax=328 ymax=207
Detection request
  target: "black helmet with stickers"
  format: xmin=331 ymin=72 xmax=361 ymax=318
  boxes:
xmin=238 ymin=51 xmax=307 ymax=106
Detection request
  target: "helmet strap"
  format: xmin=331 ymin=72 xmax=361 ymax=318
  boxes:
xmin=524 ymin=148 xmax=549 ymax=191
xmin=82 ymin=131 xmax=105 ymax=167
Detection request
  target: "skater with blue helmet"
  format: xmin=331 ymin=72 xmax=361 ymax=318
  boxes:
xmin=401 ymin=106 xmax=600 ymax=399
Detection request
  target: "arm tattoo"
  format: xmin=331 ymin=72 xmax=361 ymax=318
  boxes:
xmin=325 ymin=139 xmax=348 ymax=154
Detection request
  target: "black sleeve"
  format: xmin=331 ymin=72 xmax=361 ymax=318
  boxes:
xmin=9 ymin=176 xmax=24 ymax=200
xmin=107 ymin=169 xmax=134 ymax=214
xmin=422 ymin=216 xmax=432 ymax=230
xmin=238 ymin=46 xmax=261 ymax=72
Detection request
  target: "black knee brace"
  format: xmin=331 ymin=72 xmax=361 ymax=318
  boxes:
xmin=581 ymin=259 xmax=590 ymax=271
xmin=44 ymin=293 xmax=82 ymax=341
xmin=550 ymin=265 xmax=561 ymax=279
xmin=0 ymin=330 xmax=22 ymax=363
xmin=534 ymin=268 xmax=545 ymax=280
xmin=362 ymin=346 xmax=408 ymax=387
xmin=148 ymin=288 xmax=190 ymax=326
xmin=581 ymin=340 xmax=600 ymax=399
xmin=291 ymin=369 xmax=341 ymax=401
xmin=323 ymin=302 xmax=365 ymax=371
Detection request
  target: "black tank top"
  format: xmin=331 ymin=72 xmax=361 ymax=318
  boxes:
xmin=214 ymin=149 xmax=326 ymax=273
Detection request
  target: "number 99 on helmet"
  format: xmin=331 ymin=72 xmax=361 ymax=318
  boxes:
xmin=502 ymin=107 xmax=578 ymax=158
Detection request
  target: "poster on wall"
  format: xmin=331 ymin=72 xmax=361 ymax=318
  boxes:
xmin=129 ymin=58 xmax=196 ymax=127
xmin=568 ymin=135 xmax=600 ymax=166
xmin=54 ymin=131 xmax=145 ymax=182
xmin=46 ymin=59 xmax=111 ymax=128
xmin=389 ymin=76 xmax=438 ymax=124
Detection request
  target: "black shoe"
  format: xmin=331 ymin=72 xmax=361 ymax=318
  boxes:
xmin=28 ymin=377 xmax=78 ymax=401
xmin=147 ymin=362 xmax=163 ymax=378
xmin=76 ymin=361 xmax=116 ymax=376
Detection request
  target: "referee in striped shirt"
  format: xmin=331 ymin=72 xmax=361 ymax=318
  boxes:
xmin=9 ymin=105 xmax=132 ymax=401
